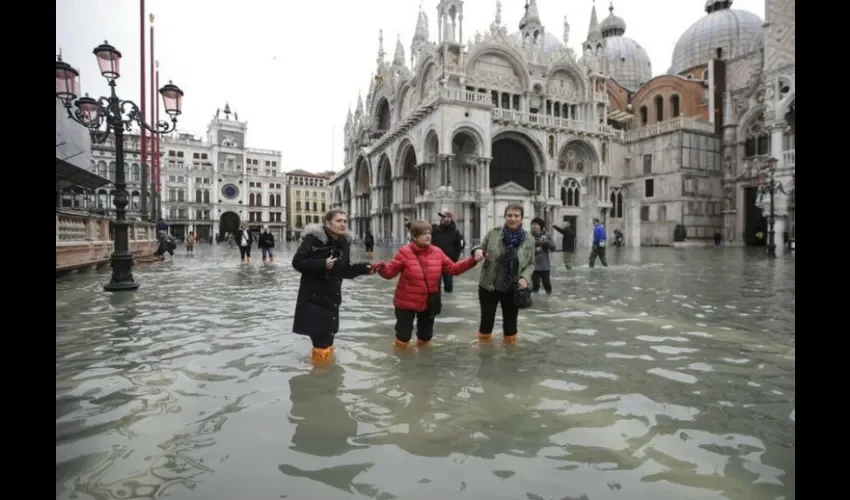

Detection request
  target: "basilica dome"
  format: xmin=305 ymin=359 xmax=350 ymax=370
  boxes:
xmin=598 ymin=4 xmax=652 ymax=90
xmin=511 ymin=31 xmax=564 ymax=57
xmin=669 ymin=0 xmax=763 ymax=75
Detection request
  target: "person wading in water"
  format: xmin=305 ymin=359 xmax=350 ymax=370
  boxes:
xmin=291 ymin=210 xmax=378 ymax=366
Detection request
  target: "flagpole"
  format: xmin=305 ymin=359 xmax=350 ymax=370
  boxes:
xmin=139 ymin=0 xmax=149 ymax=221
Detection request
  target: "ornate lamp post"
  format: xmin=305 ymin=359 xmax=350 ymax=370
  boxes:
xmin=754 ymin=156 xmax=786 ymax=258
xmin=55 ymin=41 xmax=184 ymax=291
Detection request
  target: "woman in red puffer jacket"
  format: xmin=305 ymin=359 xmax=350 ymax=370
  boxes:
xmin=375 ymin=219 xmax=480 ymax=349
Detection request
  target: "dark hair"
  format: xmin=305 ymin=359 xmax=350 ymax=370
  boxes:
xmin=531 ymin=217 xmax=545 ymax=228
xmin=324 ymin=209 xmax=347 ymax=223
xmin=409 ymin=220 xmax=432 ymax=238
xmin=504 ymin=203 xmax=524 ymax=217
xmin=592 ymin=217 xmax=600 ymax=224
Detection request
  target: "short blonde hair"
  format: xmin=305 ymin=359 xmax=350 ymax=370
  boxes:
xmin=409 ymin=220 xmax=432 ymax=238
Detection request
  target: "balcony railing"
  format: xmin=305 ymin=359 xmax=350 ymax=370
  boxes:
xmin=491 ymin=108 xmax=623 ymax=138
xmin=783 ymin=149 xmax=795 ymax=168
xmin=624 ymin=117 xmax=715 ymax=141
xmin=56 ymin=210 xmax=158 ymax=272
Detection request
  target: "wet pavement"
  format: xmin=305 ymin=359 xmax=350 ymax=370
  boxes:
xmin=56 ymin=242 xmax=795 ymax=500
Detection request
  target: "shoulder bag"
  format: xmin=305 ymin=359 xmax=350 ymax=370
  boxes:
xmin=415 ymin=254 xmax=442 ymax=316
xmin=514 ymin=282 xmax=533 ymax=309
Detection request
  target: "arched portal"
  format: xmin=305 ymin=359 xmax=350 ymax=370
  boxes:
xmin=219 ymin=211 xmax=240 ymax=240
xmin=376 ymin=99 xmax=391 ymax=132
xmin=343 ymin=180 xmax=352 ymax=216
xmin=401 ymin=145 xmax=417 ymax=204
xmin=451 ymin=130 xmax=479 ymax=190
xmin=490 ymin=136 xmax=537 ymax=190
xmin=379 ymin=156 xmax=393 ymax=238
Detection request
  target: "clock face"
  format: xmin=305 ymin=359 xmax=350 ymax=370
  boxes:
xmin=221 ymin=184 xmax=240 ymax=199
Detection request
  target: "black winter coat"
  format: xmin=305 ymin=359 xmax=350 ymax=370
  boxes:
xmin=258 ymin=232 xmax=275 ymax=248
xmin=292 ymin=223 xmax=371 ymax=337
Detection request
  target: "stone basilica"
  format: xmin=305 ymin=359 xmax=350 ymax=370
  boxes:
xmin=329 ymin=0 xmax=795 ymax=249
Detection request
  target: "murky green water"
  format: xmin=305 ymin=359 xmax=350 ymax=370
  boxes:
xmin=56 ymin=243 xmax=795 ymax=499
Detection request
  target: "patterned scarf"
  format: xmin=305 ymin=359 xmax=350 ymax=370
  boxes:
xmin=501 ymin=226 xmax=526 ymax=286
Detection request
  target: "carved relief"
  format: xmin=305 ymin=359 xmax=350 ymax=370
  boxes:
xmin=470 ymin=54 xmax=523 ymax=92
xmin=548 ymin=70 xmax=579 ymax=102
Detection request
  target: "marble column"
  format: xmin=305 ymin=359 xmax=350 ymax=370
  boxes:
xmin=462 ymin=203 xmax=472 ymax=246
xmin=772 ymin=215 xmax=787 ymax=255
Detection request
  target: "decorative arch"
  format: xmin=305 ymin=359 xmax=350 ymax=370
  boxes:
xmin=421 ymin=127 xmax=440 ymax=162
xmin=374 ymin=97 xmax=391 ymax=131
xmin=354 ymin=156 xmax=371 ymax=195
xmin=490 ymin=129 xmax=546 ymax=191
xmin=737 ymin=103 xmax=766 ymax=143
xmin=377 ymin=153 xmax=392 ymax=180
xmin=449 ymin=123 xmax=487 ymax=157
xmin=333 ymin=186 xmax=342 ymax=205
xmin=464 ymin=45 xmax=531 ymax=91
xmin=545 ymin=60 xmax=589 ymax=99
xmin=557 ymin=139 xmax=599 ymax=175
xmin=395 ymin=83 xmax=413 ymax=121
xmin=393 ymin=136 xmax=417 ymax=177
xmin=417 ymin=58 xmax=439 ymax=100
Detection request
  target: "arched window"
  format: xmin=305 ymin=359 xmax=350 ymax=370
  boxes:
xmin=654 ymin=95 xmax=664 ymax=122
xmin=670 ymin=94 xmax=681 ymax=118
xmin=203 ymin=190 xmax=210 ymax=203
xmin=639 ymin=106 xmax=648 ymax=126
xmin=561 ymin=178 xmax=581 ymax=207
xmin=275 ymin=194 xmax=281 ymax=206
xmin=609 ymin=188 xmax=624 ymax=218
xmin=195 ymin=189 xmax=202 ymax=203
xmin=269 ymin=194 xmax=274 ymax=206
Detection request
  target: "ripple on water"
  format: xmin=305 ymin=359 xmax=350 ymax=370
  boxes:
xmin=55 ymin=245 xmax=795 ymax=500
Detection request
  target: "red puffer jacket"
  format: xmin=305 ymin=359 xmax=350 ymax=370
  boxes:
xmin=378 ymin=242 xmax=477 ymax=312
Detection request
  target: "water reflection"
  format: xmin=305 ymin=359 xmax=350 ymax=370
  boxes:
xmin=57 ymin=244 xmax=794 ymax=499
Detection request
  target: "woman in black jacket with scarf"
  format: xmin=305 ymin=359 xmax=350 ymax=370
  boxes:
xmin=292 ymin=210 xmax=377 ymax=365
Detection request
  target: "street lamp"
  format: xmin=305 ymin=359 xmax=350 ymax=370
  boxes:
xmin=55 ymin=41 xmax=184 ymax=291
xmin=753 ymin=156 xmax=786 ymax=258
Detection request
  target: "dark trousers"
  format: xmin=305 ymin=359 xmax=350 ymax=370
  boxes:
xmin=239 ymin=246 xmax=251 ymax=259
xmin=365 ymin=244 xmax=374 ymax=253
xmin=310 ymin=332 xmax=335 ymax=349
xmin=478 ymin=287 xmax=519 ymax=336
xmin=589 ymin=244 xmax=608 ymax=267
xmin=394 ymin=308 xmax=435 ymax=342
xmin=441 ymin=273 xmax=454 ymax=293
xmin=531 ymin=270 xmax=552 ymax=294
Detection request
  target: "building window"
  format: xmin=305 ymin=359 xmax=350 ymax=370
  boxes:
xmin=640 ymin=206 xmax=650 ymax=221
xmin=643 ymin=154 xmax=652 ymax=175
xmin=561 ymin=178 xmax=581 ymax=207
xmin=644 ymin=179 xmax=655 ymax=198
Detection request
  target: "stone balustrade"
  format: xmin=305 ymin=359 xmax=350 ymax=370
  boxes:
xmin=492 ymin=108 xmax=624 ymax=139
xmin=56 ymin=210 xmax=159 ymax=273
xmin=624 ymin=116 xmax=715 ymax=141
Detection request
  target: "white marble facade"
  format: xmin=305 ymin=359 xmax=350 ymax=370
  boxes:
xmin=330 ymin=0 xmax=795 ymax=249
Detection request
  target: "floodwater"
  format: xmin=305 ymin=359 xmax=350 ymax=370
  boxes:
xmin=56 ymin=243 xmax=795 ymax=500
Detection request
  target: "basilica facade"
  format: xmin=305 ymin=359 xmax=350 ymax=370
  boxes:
xmin=329 ymin=0 xmax=795 ymax=249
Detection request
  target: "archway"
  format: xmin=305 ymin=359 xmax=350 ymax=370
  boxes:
xmin=343 ymin=179 xmax=352 ymax=216
xmin=380 ymin=156 xmax=393 ymax=238
xmin=376 ymin=99 xmax=391 ymax=132
xmin=354 ymin=157 xmax=372 ymax=236
xmin=401 ymin=145 xmax=417 ymax=204
xmin=451 ymin=130 xmax=480 ymax=190
xmin=219 ymin=211 xmax=240 ymax=240
xmin=490 ymin=134 xmax=538 ymax=190
xmin=422 ymin=130 xmax=439 ymax=192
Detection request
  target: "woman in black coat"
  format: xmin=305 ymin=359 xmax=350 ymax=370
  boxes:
xmin=292 ymin=210 xmax=375 ymax=365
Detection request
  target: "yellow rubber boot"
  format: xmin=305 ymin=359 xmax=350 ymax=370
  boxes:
xmin=477 ymin=332 xmax=492 ymax=342
xmin=503 ymin=334 xmax=518 ymax=344
xmin=393 ymin=339 xmax=409 ymax=349
xmin=416 ymin=339 xmax=431 ymax=348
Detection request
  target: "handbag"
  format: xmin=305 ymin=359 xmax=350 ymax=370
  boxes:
xmin=513 ymin=281 xmax=533 ymax=309
xmin=415 ymin=255 xmax=442 ymax=316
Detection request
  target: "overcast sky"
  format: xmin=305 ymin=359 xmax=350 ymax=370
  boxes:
xmin=56 ymin=0 xmax=765 ymax=173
